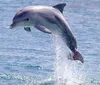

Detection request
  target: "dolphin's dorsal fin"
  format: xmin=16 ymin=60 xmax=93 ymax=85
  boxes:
xmin=53 ymin=3 xmax=66 ymax=13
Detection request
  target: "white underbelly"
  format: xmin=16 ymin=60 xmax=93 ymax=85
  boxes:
xmin=40 ymin=18 xmax=61 ymax=34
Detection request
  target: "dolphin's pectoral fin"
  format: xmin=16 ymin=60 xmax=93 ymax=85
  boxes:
xmin=35 ymin=24 xmax=51 ymax=34
xmin=24 ymin=27 xmax=31 ymax=32
xmin=53 ymin=3 xmax=66 ymax=13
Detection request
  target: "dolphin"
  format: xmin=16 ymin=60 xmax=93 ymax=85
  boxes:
xmin=10 ymin=3 xmax=84 ymax=63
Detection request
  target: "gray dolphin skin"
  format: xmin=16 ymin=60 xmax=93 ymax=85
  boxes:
xmin=10 ymin=3 xmax=84 ymax=63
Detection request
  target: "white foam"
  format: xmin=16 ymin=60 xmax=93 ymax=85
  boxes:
xmin=52 ymin=34 xmax=86 ymax=85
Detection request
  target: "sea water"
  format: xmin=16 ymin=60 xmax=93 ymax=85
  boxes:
xmin=0 ymin=0 xmax=100 ymax=85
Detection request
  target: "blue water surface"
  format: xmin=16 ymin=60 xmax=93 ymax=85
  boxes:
xmin=0 ymin=0 xmax=100 ymax=85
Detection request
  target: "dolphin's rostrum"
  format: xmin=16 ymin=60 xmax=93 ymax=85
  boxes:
xmin=10 ymin=3 xmax=84 ymax=63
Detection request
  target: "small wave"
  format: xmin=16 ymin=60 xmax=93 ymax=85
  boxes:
xmin=24 ymin=65 xmax=42 ymax=70
xmin=0 ymin=73 xmax=54 ymax=85
xmin=0 ymin=73 xmax=100 ymax=85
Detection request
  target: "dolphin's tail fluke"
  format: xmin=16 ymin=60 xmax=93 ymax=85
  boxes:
xmin=73 ymin=50 xmax=84 ymax=63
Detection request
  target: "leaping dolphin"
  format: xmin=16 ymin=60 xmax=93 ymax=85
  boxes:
xmin=10 ymin=3 xmax=84 ymax=63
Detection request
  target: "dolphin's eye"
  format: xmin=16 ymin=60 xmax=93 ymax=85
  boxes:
xmin=26 ymin=18 xmax=29 ymax=21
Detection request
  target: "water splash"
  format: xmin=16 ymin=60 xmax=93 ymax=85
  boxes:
xmin=52 ymin=34 xmax=86 ymax=85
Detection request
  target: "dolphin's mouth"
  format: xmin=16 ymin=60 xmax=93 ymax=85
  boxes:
xmin=10 ymin=20 xmax=23 ymax=29
xmin=10 ymin=22 xmax=16 ymax=29
xmin=10 ymin=24 xmax=14 ymax=29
